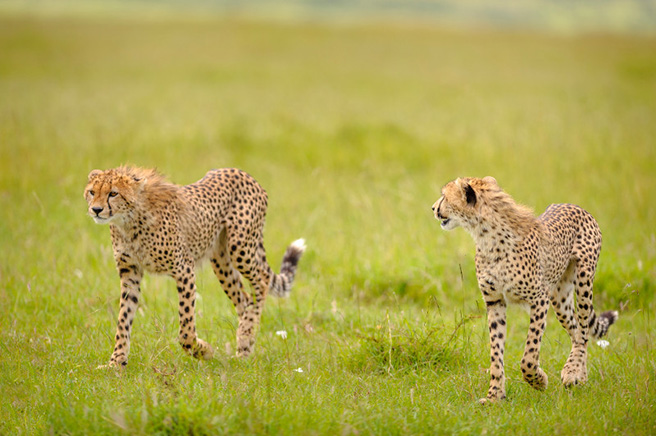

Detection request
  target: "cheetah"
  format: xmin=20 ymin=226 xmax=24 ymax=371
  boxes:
xmin=84 ymin=166 xmax=306 ymax=367
xmin=432 ymin=176 xmax=617 ymax=403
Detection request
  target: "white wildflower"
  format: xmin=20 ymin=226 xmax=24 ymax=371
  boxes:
xmin=276 ymin=330 xmax=288 ymax=340
xmin=293 ymin=367 xmax=303 ymax=373
xmin=596 ymin=339 xmax=610 ymax=349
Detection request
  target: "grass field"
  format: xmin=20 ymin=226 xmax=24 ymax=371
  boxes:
xmin=1 ymin=10 xmax=655 ymax=435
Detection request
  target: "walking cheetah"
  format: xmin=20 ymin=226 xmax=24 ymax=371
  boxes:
xmin=432 ymin=176 xmax=617 ymax=403
xmin=84 ymin=166 xmax=306 ymax=367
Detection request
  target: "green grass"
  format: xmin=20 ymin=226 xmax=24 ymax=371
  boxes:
xmin=1 ymin=11 xmax=655 ymax=435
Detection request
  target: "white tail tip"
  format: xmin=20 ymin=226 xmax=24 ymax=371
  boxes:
xmin=291 ymin=238 xmax=306 ymax=252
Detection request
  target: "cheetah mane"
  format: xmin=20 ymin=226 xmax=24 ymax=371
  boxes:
xmin=115 ymin=165 xmax=179 ymax=206
xmin=475 ymin=179 xmax=534 ymax=221
xmin=456 ymin=177 xmax=539 ymax=238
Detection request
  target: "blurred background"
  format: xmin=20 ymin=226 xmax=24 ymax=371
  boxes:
xmin=2 ymin=0 xmax=656 ymax=33
xmin=1 ymin=0 xmax=655 ymax=316
xmin=1 ymin=0 xmax=655 ymax=309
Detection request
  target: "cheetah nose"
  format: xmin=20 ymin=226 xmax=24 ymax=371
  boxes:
xmin=91 ymin=207 xmax=103 ymax=215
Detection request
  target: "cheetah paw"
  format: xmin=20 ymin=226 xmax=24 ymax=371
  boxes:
xmin=525 ymin=368 xmax=549 ymax=391
xmin=236 ymin=336 xmax=255 ymax=357
xmin=479 ymin=387 xmax=506 ymax=405
xmin=479 ymin=395 xmax=506 ymax=405
xmin=561 ymin=367 xmax=587 ymax=387
xmin=235 ymin=347 xmax=253 ymax=358
xmin=192 ymin=339 xmax=215 ymax=360
xmin=96 ymin=360 xmax=126 ymax=370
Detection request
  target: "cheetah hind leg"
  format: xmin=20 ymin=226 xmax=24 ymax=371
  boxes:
xmin=550 ymin=262 xmax=588 ymax=387
xmin=234 ymin=238 xmax=306 ymax=357
xmin=234 ymin=260 xmax=273 ymax=358
xmin=209 ymin=229 xmax=259 ymax=358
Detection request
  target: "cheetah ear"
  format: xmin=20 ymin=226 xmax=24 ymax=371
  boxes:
xmin=482 ymin=176 xmax=497 ymax=186
xmin=463 ymin=182 xmax=477 ymax=206
xmin=455 ymin=178 xmax=477 ymax=207
xmin=132 ymin=176 xmax=147 ymax=191
xmin=88 ymin=169 xmax=102 ymax=181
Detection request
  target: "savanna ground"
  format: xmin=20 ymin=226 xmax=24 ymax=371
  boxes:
xmin=0 ymin=7 xmax=655 ymax=435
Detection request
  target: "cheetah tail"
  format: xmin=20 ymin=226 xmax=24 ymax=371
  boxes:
xmin=269 ymin=238 xmax=306 ymax=298
xmin=590 ymin=310 xmax=619 ymax=339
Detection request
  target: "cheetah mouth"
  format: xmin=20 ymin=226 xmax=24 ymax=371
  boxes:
xmin=92 ymin=215 xmax=112 ymax=224
xmin=440 ymin=218 xmax=451 ymax=228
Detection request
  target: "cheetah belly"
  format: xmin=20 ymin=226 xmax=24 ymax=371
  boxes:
xmin=502 ymin=288 xmax=531 ymax=312
xmin=196 ymin=229 xmax=224 ymax=264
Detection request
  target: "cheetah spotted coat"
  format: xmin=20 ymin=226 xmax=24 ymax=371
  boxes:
xmin=433 ymin=176 xmax=617 ymax=403
xmin=84 ymin=166 xmax=305 ymax=367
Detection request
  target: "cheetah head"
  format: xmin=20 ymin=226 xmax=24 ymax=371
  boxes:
xmin=432 ymin=176 xmax=498 ymax=231
xmin=84 ymin=168 xmax=145 ymax=224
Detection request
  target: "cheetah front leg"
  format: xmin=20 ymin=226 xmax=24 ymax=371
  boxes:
xmin=98 ymin=263 xmax=143 ymax=369
xmin=174 ymin=265 xmax=214 ymax=360
xmin=480 ymin=298 xmax=508 ymax=404
xmin=521 ymin=296 xmax=549 ymax=391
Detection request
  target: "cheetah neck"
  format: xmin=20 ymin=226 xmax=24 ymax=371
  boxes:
xmin=108 ymin=209 xmax=142 ymax=240
xmin=108 ymin=198 xmax=166 ymax=241
xmin=468 ymin=210 xmax=540 ymax=258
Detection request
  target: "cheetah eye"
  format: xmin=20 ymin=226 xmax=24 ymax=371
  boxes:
xmin=109 ymin=191 xmax=118 ymax=198
xmin=89 ymin=190 xmax=95 ymax=196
